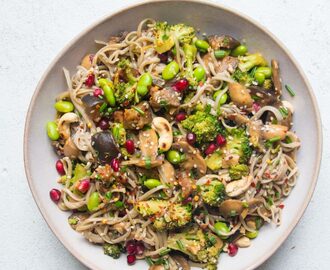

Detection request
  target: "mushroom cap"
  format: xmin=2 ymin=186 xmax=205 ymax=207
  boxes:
xmin=219 ymin=199 xmax=244 ymax=217
xmin=91 ymin=131 xmax=120 ymax=163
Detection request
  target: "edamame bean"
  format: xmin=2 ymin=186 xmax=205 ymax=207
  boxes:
xmin=195 ymin=39 xmax=210 ymax=52
xmin=162 ymin=61 xmax=179 ymax=80
xmin=254 ymin=72 xmax=265 ymax=85
xmin=46 ymin=121 xmax=60 ymax=141
xmin=213 ymin=92 xmax=228 ymax=105
xmin=214 ymin=50 xmax=228 ymax=59
xmin=166 ymin=150 xmax=182 ymax=165
xmin=246 ymin=230 xmax=258 ymax=239
xmin=231 ymin=45 xmax=248 ymax=57
xmin=214 ymin=221 xmax=230 ymax=239
xmin=99 ymin=79 xmax=116 ymax=106
xmin=54 ymin=100 xmax=74 ymax=113
xmin=87 ymin=192 xmax=100 ymax=211
xmin=137 ymin=73 xmax=153 ymax=96
xmin=256 ymin=67 xmax=272 ymax=78
xmin=144 ymin=179 xmax=161 ymax=189
xmin=193 ymin=66 xmax=206 ymax=82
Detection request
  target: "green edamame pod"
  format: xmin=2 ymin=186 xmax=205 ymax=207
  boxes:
xmin=144 ymin=179 xmax=162 ymax=189
xmin=87 ymin=192 xmax=100 ymax=211
xmin=54 ymin=100 xmax=74 ymax=113
xmin=255 ymin=67 xmax=272 ymax=78
xmin=195 ymin=39 xmax=210 ymax=52
xmin=99 ymin=79 xmax=116 ymax=106
xmin=162 ymin=61 xmax=179 ymax=80
xmin=46 ymin=121 xmax=60 ymax=141
xmin=193 ymin=66 xmax=206 ymax=82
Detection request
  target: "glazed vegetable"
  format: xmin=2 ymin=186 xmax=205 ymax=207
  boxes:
xmin=103 ymin=243 xmax=122 ymax=259
xmin=225 ymin=128 xmax=252 ymax=164
xmin=199 ymin=179 xmax=226 ymax=206
xmin=229 ymin=164 xmax=249 ymax=180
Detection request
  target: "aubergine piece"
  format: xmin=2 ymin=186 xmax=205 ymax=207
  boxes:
xmin=81 ymin=94 xmax=104 ymax=122
xmin=248 ymin=86 xmax=278 ymax=106
xmin=208 ymin=35 xmax=240 ymax=50
xmin=271 ymin=59 xmax=282 ymax=96
xmin=91 ymin=131 xmax=120 ymax=163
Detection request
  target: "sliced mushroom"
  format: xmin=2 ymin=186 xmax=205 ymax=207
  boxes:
xmin=152 ymin=117 xmax=173 ymax=152
xmin=247 ymin=120 xmax=262 ymax=147
xmin=81 ymin=94 xmax=104 ymax=122
xmin=229 ymin=82 xmax=254 ymax=108
xmin=63 ymin=137 xmax=80 ymax=158
xmin=81 ymin=54 xmax=94 ymax=69
xmin=158 ymin=160 xmax=176 ymax=185
xmin=217 ymin=56 xmax=239 ymax=74
xmin=172 ymin=255 xmax=191 ymax=270
xmin=271 ymin=59 xmax=282 ymax=96
xmin=149 ymin=86 xmax=181 ymax=111
xmin=235 ymin=236 xmax=251 ymax=248
xmin=208 ymin=35 xmax=240 ymax=50
xmin=58 ymin=112 xmax=80 ymax=140
xmin=248 ymin=86 xmax=278 ymax=106
xmin=109 ymin=31 xmax=128 ymax=44
xmin=219 ymin=199 xmax=244 ymax=217
xmin=225 ymin=175 xmax=253 ymax=197
xmin=247 ymin=198 xmax=264 ymax=213
xmin=91 ymin=131 xmax=120 ymax=163
xmin=226 ymin=113 xmax=250 ymax=126
xmin=123 ymin=101 xmax=152 ymax=130
xmin=172 ymin=139 xmax=206 ymax=177
xmin=177 ymin=172 xmax=194 ymax=198
xmin=149 ymin=265 xmax=166 ymax=270
xmin=261 ymin=124 xmax=288 ymax=140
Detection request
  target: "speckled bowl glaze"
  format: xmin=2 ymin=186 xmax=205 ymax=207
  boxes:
xmin=24 ymin=1 xmax=322 ymax=269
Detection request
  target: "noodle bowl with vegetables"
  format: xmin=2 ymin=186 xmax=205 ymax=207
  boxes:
xmin=46 ymin=19 xmax=300 ymax=270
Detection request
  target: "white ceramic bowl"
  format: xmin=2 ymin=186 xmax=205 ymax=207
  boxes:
xmin=24 ymin=1 xmax=322 ymax=269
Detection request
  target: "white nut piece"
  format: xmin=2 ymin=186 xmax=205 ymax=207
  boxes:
xmin=235 ymin=236 xmax=251 ymax=248
xmin=229 ymin=82 xmax=254 ymax=107
xmin=152 ymin=117 xmax=173 ymax=152
xmin=261 ymin=124 xmax=288 ymax=140
xmin=58 ymin=112 xmax=80 ymax=139
xmin=226 ymin=175 xmax=253 ymax=197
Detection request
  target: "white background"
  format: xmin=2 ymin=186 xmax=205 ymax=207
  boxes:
xmin=0 ymin=0 xmax=329 ymax=269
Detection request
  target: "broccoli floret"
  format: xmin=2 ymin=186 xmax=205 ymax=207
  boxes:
xmin=70 ymin=164 xmax=88 ymax=184
xmin=263 ymin=79 xmax=273 ymax=90
xmin=199 ymin=179 xmax=226 ymax=206
xmin=114 ymin=82 xmax=135 ymax=105
xmin=183 ymin=44 xmax=198 ymax=85
xmin=116 ymin=58 xmax=137 ymax=84
xmin=232 ymin=69 xmax=254 ymax=86
xmin=103 ymin=243 xmax=122 ymax=259
xmin=225 ymin=128 xmax=252 ymax=164
xmin=181 ymin=111 xmax=223 ymax=143
xmin=229 ymin=164 xmax=249 ymax=180
xmin=238 ymin=53 xmax=268 ymax=72
xmin=154 ymin=22 xmax=195 ymax=54
xmin=167 ymin=227 xmax=223 ymax=269
xmin=135 ymin=200 xmax=192 ymax=231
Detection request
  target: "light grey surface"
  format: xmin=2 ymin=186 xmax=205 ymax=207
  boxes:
xmin=0 ymin=0 xmax=329 ymax=269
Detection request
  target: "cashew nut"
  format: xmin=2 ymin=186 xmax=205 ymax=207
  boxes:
xmin=261 ymin=124 xmax=288 ymax=140
xmin=152 ymin=117 xmax=173 ymax=152
xmin=226 ymin=175 xmax=253 ymax=197
xmin=81 ymin=54 xmax=93 ymax=69
xmin=235 ymin=236 xmax=251 ymax=248
xmin=58 ymin=112 xmax=79 ymax=140
xmin=229 ymin=82 xmax=253 ymax=107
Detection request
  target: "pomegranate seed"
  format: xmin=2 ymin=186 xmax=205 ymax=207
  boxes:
xmin=216 ymin=134 xmax=226 ymax=146
xmin=253 ymin=102 xmax=261 ymax=112
xmin=85 ymin=74 xmax=95 ymax=87
xmin=228 ymin=243 xmax=238 ymax=257
xmin=55 ymin=160 xmax=65 ymax=175
xmin=205 ymin=143 xmax=218 ymax=155
xmin=172 ymin=79 xmax=189 ymax=92
xmin=186 ymin=132 xmax=196 ymax=145
xmin=98 ymin=118 xmax=110 ymax=130
xmin=127 ymin=254 xmax=136 ymax=265
xmin=158 ymin=53 xmax=168 ymax=63
xmin=77 ymin=179 xmax=90 ymax=193
xmin=110 ymin=158 xmax=120 ymax=172
xmin=182 ymin=196 xmax=192 ymax=205
xmin=126 ymin=240 xmax=137 ymax=255
xmin=175 ymin=112 xmax=186 ymax=122
xmin=93 ymin=88 xmax=103 ymax=97
xmin=251 ymin=182 xmax=256 ymax=188
xmin=125 ymin=140 xmax=135 ymax=154
xmin=279 ymin=204 xmax=285 ymax=209
xmin=136 ymin=242 xmax=145 ymax=255
xmin=49 ymin=189 xmax=61 ymax=203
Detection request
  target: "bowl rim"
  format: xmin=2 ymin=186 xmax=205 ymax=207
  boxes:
xmin=23 ymin=0 xmax=323 ymax=269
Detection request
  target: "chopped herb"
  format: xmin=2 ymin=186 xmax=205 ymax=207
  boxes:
xmin=267 ymin=196 xmax=274 ymax=206
xmin=242 ymin=201 xmax=249 ymax=208
xmin=146 ymin=257 xmax=154 ymax=266
xmin=159 ymin=248 xmax=171 ymax=256
xmin=285 ymin=136 xmax=293 ymax=144
xmin=208 ymin=235 xmax=217 ymax=246
xmin=268 ymin=136 xmax=281 ymax=143
xmin=186 ymin=235 xmax=199 ymax=241
xmin=99 ymin=102 xmax=107 ymax=112
xmin=285 ymin=84 xmax=296 ymax=97
xmin=173 ymin=130 xmax=181 ymax=136
xmin=115 ymin=201 xmax=124 ymax=208
xmin=145 ymin=156 xmax=151 ymax=169
xmin=249 ymin=66 xmax=258 ymax=77
xmin=251 ymin=94 xmax=261 ymax=101
xmin=275 ymin=191 xmax=281 ymax=198
xmin=176 ymin=240 xmax=184 ymax=250
xmin=132 ymin=106 xmax=145 ymax=115
xmin=205 ymin=104 xmax=212 ymax=113
xmin=255 ymin=217 xmax=263 ymax=229
xmin=105 ymin=191 xmax=112 ymax=200
xmin=162 ymin=34 xmax=169 ymax=41
xmin=120 ymin=165 xmax=128 ymax=173
xmin=279 ymin=106 xmax=288 ymax=117
xmin=159 ymin=100 xmax=168 ymax=107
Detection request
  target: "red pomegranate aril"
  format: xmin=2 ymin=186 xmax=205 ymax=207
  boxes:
xmin=55 ymin=160 xmax=65 ymax=175
xmin=135 ymin=242 xmax=145 ymax=255
xmin=205 ymin=143 xmax=218 ymax=155
xmin=125 ymin=139 xmax=135 ymax=154
xmin=279 ymin=204 xmax=285 ymax=209
xmin=182 ymin=196 xmax=192 ymax=205
xmin=126 ymin=240 xmax=137 ymax=255
xmin=228 ymin=243 xmax=238 ymax=257
xmin=85 ymin=74 xmax=95 ymax=87
xmin=127 ymin=254 xmax=136 ymax=265
xmin=172 ymin=79 xmax=189 ymax=92
xmin=158 ymin=53 xmax=168 ymax=63
xmin=186 ymin=132 xmax=197 ymax=145
xmin=216 ymin=134 xmax=226 ymax=146
xmin=77 ymin=179 xmax=90 ymax=193
xmin=253 ymin=102 xmax=261 ymax=112
xmin=111 ymin=158 xmax=120 ymax=172
xmin=98 ymin=118 xmax=110 ymax=130
xmin=93 ymin=88 xmax=103 ymax=97
xmin=50 ymin=188 xmax=61 ymax=203
xmin=175 ymin=112 xmax=186 ymax=122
